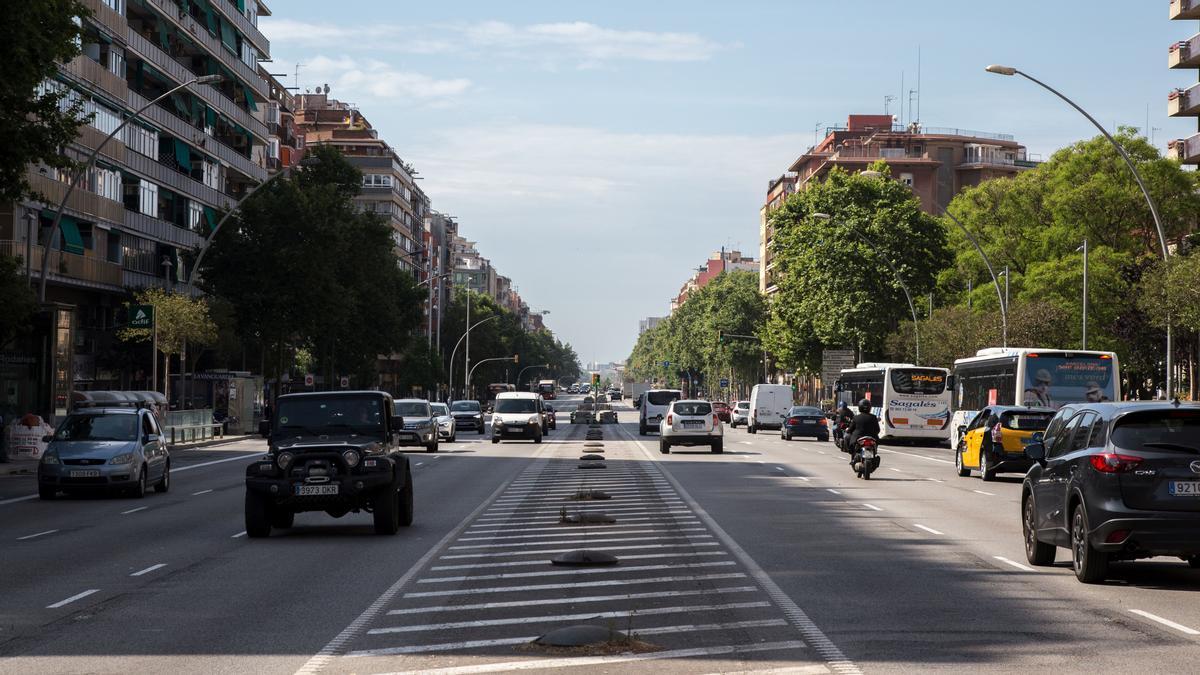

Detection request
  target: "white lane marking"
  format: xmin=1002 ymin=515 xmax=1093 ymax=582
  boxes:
xmin=367 ymin=640 xmax=808 ymax=675
xmin=174 ymin=452 xmax=263 ymax=472
xmin=415 ymin=462 xmax=424 ymax=467
xmin=862 ymin=503 xmax=883 ymax=512
xmin=439 ymin=539 xmax=720 ymax=560
xmin=467 ymin=515 xmax=699 ymax=534
xmin=973 ymin=489 xmax=996 ymax=496
xmin=46 ymin=589 xmax=99 ymax=609
xmin=993 ymin=556 xmax=1034 ymax=572
xmin=231 ymin=530 xmax=247 ymax=538
xmin=794 ymin=476 xmax=811 ymax=482
xmin=624 ymin=425 xmax=860 ymax=675
xmin=403 ymin=572 xmax=748 ymax=599
xmin=913 ymin=524 xmax=944 ymax=535
xmin=130 ymin=563 xmax=167 ymax=577
xmin=882 ymin=448 xmax=954 ymax=465
xmin=387 ymin=585 xmax=759 ymax=616
xmin=481 ymin=499 xmax=685 ymax=514
xmin=925 ymin=477 xmax=945 ymax=483
xmin=431 ymin=455 xmax=441 ymax=459
xmin=292 ymin=444 xmax=551 ymax=675
xmin=369 ymin=601 xmax=771 ymax=635
xmin=818 ymin=451 xmax=827 ymax=455
xmin=121 ymin=506 xmax=148 ymax=515
xmin=756 ymin=460 xmax=766 ymax=464
xmin=1129 ymin=609 xmax=1200 ymax=636
xmin=191 ymin=489 xmax=214 ymax=496
xmin=700 ymin=667 xmax=829 ymax=675
xmin=0 ymin=494 xmax=37 ymax=506
xmin=419 ymin=560 xmax=736 ymax=584
xmin=17 ymin=529 xmax=59 ymax=541
xmin=431 ymin=550 xmax=727 ymax=571
xmin=775 ymin=466 xmax=786 ymax=472
xmin=889 ymin=468 xmax=904 ymax=473
xmin=347 ymin=619 xmax=787 ymax=657
xmin=740 ymin=441 xmax=753 ymax=445
xmin=456 ymin=526 xmax=707 ymax=543
xmin=448 ymin=533 xmax=714 ymax=550
xmin=826 ymin=489 xmax=841 ymax=495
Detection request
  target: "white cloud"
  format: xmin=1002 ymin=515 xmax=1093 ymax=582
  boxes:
xmin=261 ymin=18 xmax=727 ymax=65
xmin=301 ymin=55 xmax=471 ymax=102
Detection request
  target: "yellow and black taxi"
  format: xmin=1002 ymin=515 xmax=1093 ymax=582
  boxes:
xmin=955 ymin=405 xmax=1055 ymax=481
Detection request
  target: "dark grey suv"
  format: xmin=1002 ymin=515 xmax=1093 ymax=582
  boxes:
xmin=1022 ymin=401 xmax=1200 ymax=583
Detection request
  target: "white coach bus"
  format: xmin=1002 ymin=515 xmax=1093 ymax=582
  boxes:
xmin=836 ymin=363 xmax=952 ymax=442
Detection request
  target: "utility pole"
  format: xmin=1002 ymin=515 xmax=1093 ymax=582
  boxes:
xmin=464 ymin=285 xmax=471 ymax=400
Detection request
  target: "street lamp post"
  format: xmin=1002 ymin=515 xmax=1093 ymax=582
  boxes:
xmin=987 ymin=63 xmax=1174 ymax=396
xmin=813 ymin=213 xmax=921 ymax=363
xmin=39 ymin=74 xmax=223 ymax=303
xmin=515 ymin=363 xmax=550 ymax=391
xmin=447 ymin=314 xmax=499 ymax=402
xmin=1078 ymin=239 xmax=1089 ymax=350
xmin=466 ymin=356 xmax=519 ymax=396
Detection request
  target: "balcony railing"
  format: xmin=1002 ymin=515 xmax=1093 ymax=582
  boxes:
xmin=61 ymin=56 xmax=129 ymax=101
xmin=1169 ymin=35 xmax=1200 ymax=68
xmin=81 ymin=0 xmax=127 ymax=36
xmin=141 ymin=0 xmax=267 ymax=97
xmin=124 ymin=210 xmax=205 ymax=248
xmin=827 ymin=147 xmax=931 ymax=161
xmin=123 ymin=146 xmax=233 ymax=210
xmin=127 ymin=89 xmax=267 ymax=183
xmin=208 ymin=0 xmax=271 ymax=57
xmin=27 ymin=172 xmax=125 ymax=225
xmin=1168 ymin=133 xmax=1200 ymax=164
xmin=74 ymin=124 xmax=127 ymax=164
xmin=1169 ymin=82 xmax=1200 ymax=116
xmin=0 ymin=241 xmax=123 ymax=288
xmin=1171 ymin=0 xmax=1200 ymax=21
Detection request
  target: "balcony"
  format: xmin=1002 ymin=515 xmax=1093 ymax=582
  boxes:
xmin=124 ymin=210 xmax=205 ymax=248
xmin=208 ymin=0 xmax=270 ymax=58
xmin=128 ymin=89 xmax=267 ymax=183
xmin=1168 ymin=134 xmax=1200 ymax=164
xmin=74 ymin=124 xmax=127 ymax=164
xmin=1169 ymin=83 xmax=1200 ymax=116
xmin=0 ymin=241 xmax=122 ymax=289
xmin=81 ymin=0 xmax=127 ymax=35
xmin=140 ymin=0 xmax=267 ymax=98
xmin=1171 ymin=0 xmax=1200 ymax=20
xmin=122 ymin=147 xmax=233 ymax=210
xmin=1170 ymin=35 xmax=1200 ymax=69
xmin=61 ymin=56 xmax=128 ymax=101
xmin=825 ymin=146 xmax=933 ymax=162
xmin=27 ymin=172 xmax=125 ymax=225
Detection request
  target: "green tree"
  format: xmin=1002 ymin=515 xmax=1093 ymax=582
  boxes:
xmin=884 ymin=301 xmax=1073 ymax=369
xmin=118 ymin=288 xmax=217 ymax=404
xmin=0 ymin=254 xmax=36 ymax=349
xmin=1 ymin=1 xmax=89 ymax=202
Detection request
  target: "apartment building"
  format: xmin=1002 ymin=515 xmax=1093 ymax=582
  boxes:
xmin=1 ymin=0 xmax=272 ymax=420
xmin=639 ymin=316 xmax=666 ymax=335
xmin=1168 ymin=1 xmax=1200 ymax=163
xmin=759 ymin=114 xmax=1033 ymax=294
xmin=671 ymin=249 xmax=758 ymax=313
xmin=262 ymin=68 xmax=303 ymax=172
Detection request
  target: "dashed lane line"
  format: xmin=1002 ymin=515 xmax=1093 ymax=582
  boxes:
xmin=862 ymin=503 xmax=883 ymax=512
xmin=993 ymin=555 xmax=1034 ymax=572
xmin=385 ymin=586 xmax=760 ymax=616
xmin=913 ymin=524 xmax=944 ymax=535
xmin=121 ymin=506 xmax=148 ymax=514
xmin=231 ymin=530 xmax=247 ymax=538
xmin=191 ymin=489 xmax=214 ymax=496
xmin=16 ymin=529 xmax=59 ymax=541
xmin=130 ymin=563 xmax=167 ymax=577
xmin=46 ymin=589 xmax=99 ymax=609
xmin=973 ymin=489 xmax=997 ymax=496
xmin=826 ymin=489 xmax=841 ymax=495
xmin=1129 ymin=609 xmax=1200 ymax=636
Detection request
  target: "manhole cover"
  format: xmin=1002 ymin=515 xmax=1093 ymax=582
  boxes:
xmin=580 ymin=454 xmax=604 ymax=461
xmin=578 ymin=462 xmax=607 ymax=469
xmin=562 ymin=511 xmax=616 ymax=524
xmin=550 ymin=549 xmax=620 ymax=566
xmin=534 ymin=625 xmax=627 ymax=647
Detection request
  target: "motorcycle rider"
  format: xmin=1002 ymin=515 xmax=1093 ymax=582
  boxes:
xmin=833 ymin=401 xmax=854 ymax=450
xmin=844 ymin=398 xmax=880 ymax=464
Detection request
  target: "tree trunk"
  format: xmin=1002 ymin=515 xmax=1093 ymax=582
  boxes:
xmin=163 ymin=350 xmax=171 ymax=412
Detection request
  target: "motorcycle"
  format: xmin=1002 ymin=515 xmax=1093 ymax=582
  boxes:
xmin=832 ymin=419 xmax=850 ymax=451
xmin=851 ymin=436 xmax=880 ymax=479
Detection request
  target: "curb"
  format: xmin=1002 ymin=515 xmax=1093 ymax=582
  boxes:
xmin=168 ymin=434 xmax=253 ymax=451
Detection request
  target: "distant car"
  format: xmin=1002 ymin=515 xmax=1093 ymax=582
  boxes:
xmin=1022 ymin=402 xmax=1200 ymax=583
xmin=38 ymin=406 xmax=170 ymax=499
xmin=639 ymin=389 xmax=682 ymax=435
xmin=609 ymin=390 xmax=622 ymax=401
xmin=394 ymin=399 xmax=438 ymax=452
xmin=491 ymin=392 xmax=545 ymax=444
xmin=450 ymin=400 xmax=485 ymax=434
xmin=660 ymin=399 xmax=723 ymax=454
xmin=730 ymin=401 xmax=750 ymax=428
xmin=430 ymin=402 xmax=457 ymax=442
xmin=781 ymin=406 xmax=829 ymax=442
xmin=596 ymin=403 xmax=618 ymax=424
xmin=571 ymin=398 xmax=595 ymax=424
xmin=712 ymin=401 xmax=731 ymax=423
xmin=955 ymin=405 xmax=1054 ymax=480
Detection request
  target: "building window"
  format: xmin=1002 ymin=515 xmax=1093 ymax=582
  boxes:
xmin=187 ymin=200 xmax=204 ymax=233
xmin=101 ymin=0 xmax=123 ymax=11
xmin=121 ymin=235 xmax=157 ymax=274
xmin=899 ymin=172 xmax=914 ymax=188
xmin=267 ymin=137 xmax=280 ymax=159
xmin=126 ymin=124 xmax=158 ymax=158
xmin=90 ymin=165 xmax=121 ymax=202
xmin=362 ymin=174 xmax=392 ymax=188
xmin=266 ymin=101 xmax=280 ymax=125
xmin=106 ymin=230 xmax=122 ymax=264
xmin=138 ymin=180 xmax=158 ymax=218
xmin=202 ymin=159 xmax=221 ymax=189
xmin=241 ymin=42 xmax=257 ymax=69
xmin=107 ymin=45 xmax=125 ymax=78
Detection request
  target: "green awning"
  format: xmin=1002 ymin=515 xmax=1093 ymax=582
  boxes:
xmin=219 ymin=19 xmax=237 ymax=54
xmin=203 ymin=206 xmax=217 ymax=233
xmin=236 ymin=0 xmax=245 ymax=12
xmin=194 ymin=0 xmax=217 ymax=34
xmin=243 ymin=85 xmax=257 ymax=111
xmin=59 ymin=216 xmax=85 ymax=255
xmin=173 ymin=139 xmax=191 ymax=169
xmin=204 ymin=105 xmax=217 ymax=128
xmin=156 ymin=20 xmax=170 ymax=51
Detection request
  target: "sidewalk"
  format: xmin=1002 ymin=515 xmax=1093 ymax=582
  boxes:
xmin=0 ymin=434 xmax=253 ymax=476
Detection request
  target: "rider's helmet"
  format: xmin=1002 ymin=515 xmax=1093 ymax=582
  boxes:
xmin=839 ymin=401 xmax=851 ymax=411
xmin=857 ymin=399 xmax=872 ymax=413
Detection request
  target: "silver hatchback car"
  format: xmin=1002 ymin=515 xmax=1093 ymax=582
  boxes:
xmin=38 ymin=407 xmax=171 ymax=499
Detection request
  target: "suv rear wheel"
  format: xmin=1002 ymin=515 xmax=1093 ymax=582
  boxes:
xmin=154 ymin=461 xmax=171 ymax=493
xmin=1071 ymin=504 xmax=1108 ymax=583
xmin=426 ymin=438 xmax=439 ymax=453
xmin=373 ymin=481 xmax=401 ymax=535
xmin=1023 ymin=493 xmax=1055 ymax=566
xmin=399 ymin=464 xmax=414 ymax=527
xmin=245 ymin=491 xmax=273 ymax=538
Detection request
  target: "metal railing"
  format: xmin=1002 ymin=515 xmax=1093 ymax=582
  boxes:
xmin=0 ymin=241 xmax=123 ymax=287
xmin=27 ymin=172 xmax=126 ymax=224
xmin=127 ymin=89 xmax=267 ymax=183
xmin=61 ymin=56 xmax=129 ymax=101
xmin=207 ymin=0 xmax=271 ymax=56
xmin=141 ymin=0 xmax=267 ymax=97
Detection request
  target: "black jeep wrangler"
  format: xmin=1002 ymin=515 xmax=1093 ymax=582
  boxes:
xmin=245 ymin=391 xmax=414 ymax=537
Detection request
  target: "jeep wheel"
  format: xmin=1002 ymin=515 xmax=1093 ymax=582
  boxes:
xmin=245 ymin=491 xmax=273 ymax=538
xmin=271 ymin=509 xmax=295 ymax=529
xmin=399 ymin=464 xmax=414 ymax=527
xmin=373 ymin=484 xmax=401 ymax=536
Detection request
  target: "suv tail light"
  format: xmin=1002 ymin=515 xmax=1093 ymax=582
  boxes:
xmin=713 ymin=414 xmax=720 ymax=426
xmin=666 ymin=414 xmax=673 ymax=425
xmin=991 ymin=422 xmax=1003 ymax=444
xmin=1089 ymin=453 xmax=1142 ymax=473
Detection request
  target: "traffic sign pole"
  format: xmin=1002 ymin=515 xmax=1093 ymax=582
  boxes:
xmin=151 ymin=320 xmax=158 ymax=395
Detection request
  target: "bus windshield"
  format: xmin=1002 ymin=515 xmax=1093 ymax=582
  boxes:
xmin=1021 ymin=354 xmax=1116 ymax=408
xmin=890 ymin=368 xmax=947 ymax=395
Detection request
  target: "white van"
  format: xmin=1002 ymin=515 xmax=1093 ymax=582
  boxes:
xmin=748 ymin=384 xmax=793 ymax=433
xmin=639 ymin=389 xmax=682 ymax=435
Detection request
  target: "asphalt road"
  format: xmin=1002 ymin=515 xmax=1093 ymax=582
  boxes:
xmin=2 ymin=396 xmax=1199 ymax=674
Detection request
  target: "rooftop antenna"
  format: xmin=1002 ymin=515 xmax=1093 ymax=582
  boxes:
xmin=884 ymin=94 xmax=896 ymax=116
xmin=899 ymin=71 xmax=904 ymax=127
xmin=294 ymin=62 xmax=305 ymax=91
xmin=916 ymin=45 xmax=922 ymax=124
xmin=813 ymin=121 xmax=823 ymax=147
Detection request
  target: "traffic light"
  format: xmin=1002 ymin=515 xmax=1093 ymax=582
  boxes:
xmin=718 ymin=331 xmax=724 ymax=344
xmin=591 ymin=372 xmax=600 ymax=389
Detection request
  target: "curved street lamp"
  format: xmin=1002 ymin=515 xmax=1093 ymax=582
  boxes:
xmin=813 ymin=212 xmax=921 ymax=363
xmin=447 ymin=314 xmax=500 ymax=401
xmin=39 ymin=73 xmax=223 ymax=302
xmin=466 ymin=355 xmax=519 ymax=396
xmin=987 ymin=63 xmax=1174 ymax=396
xmin=516 ymin=363 xmax=550 ymax=390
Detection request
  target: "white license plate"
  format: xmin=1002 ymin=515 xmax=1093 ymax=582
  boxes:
xmin=682 ymin=421 xmax=704 ymax=428
xmin=1168 ymin=481 xmax=1200 ymax=496
xmin=295 ymin=484 xmax=339 ymax=496
xmin=69 ymin=470 xmax=100 ymax=478
xmin=804 ymin=418 xmax=822 ymax=423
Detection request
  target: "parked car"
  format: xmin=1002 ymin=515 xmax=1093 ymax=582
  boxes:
xmin=449 ymin=400 xmax=485 ymax=434
xmin=730 ymin=401 xmax=750 ymax=428
xmin=394 ymin=399 xmax=438 ymax=452
xmin=781 ymin=406 xmax=829 ymax=442
xmin=660 ymin=399 xmax=723 ymax=454
xmin=748 ymin=384 xmax=792 ymax=433
xmin=430 ymin=402 xmax=457 ymax=442
xmin=1021 ymin=402 xmax=1200 ymax=583
xmin=39 ymin=406 xmax=170 ymax=499
xmin=712 ymin=401 xmax=731 ymax=423
xmin=955 ymin=405 xmax=1054 ymax=480
xmin=491 ymin=392 xmax=545 ymax=444
xmin=639 ymin=389 xmax=682 ymax=435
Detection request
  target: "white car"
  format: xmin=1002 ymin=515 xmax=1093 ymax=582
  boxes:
xmin=430 ymin=402 xmax=456 ymax=442
xmin=491 ymin=392 xmax=546 ymax=444
xmin=639 ymin=389 xmax=682 ymax=435
xmin=659 ymin=400 xmax=723 ymax=454
xmin=730 ymin=400 xmax=750 ymax=427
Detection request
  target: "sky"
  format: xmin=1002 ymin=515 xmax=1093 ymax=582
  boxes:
xmin=260 ymin=0 xmax=1196 ymax=365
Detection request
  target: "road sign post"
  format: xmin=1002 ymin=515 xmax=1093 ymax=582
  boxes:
xmin=129 ymin=305 xmax=157 ymax=393
xmin=719 ymin=378 xmax=729 ymax=389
